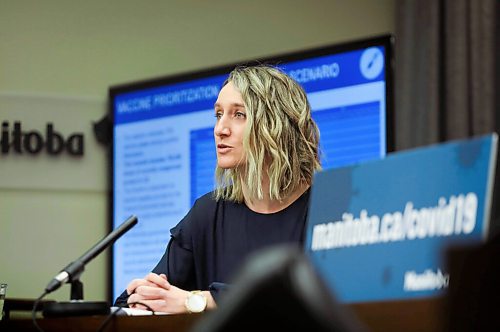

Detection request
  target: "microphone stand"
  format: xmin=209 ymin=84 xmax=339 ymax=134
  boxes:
xmin=43 ymin=275 xmax=107 ymax=317
xmin=42 ymin=215 xmax=138 ymax=317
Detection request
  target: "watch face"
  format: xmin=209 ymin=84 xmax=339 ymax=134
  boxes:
xmin=187 ymin=292 xmax=206 ymax=313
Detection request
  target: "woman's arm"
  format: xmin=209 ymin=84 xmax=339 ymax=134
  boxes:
xmin=125 ymin=273 xmax=216 ymax=313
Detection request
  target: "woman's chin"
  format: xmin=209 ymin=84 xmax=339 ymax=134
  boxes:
xmin=217 ymin=161 xmax=243 ymax=170
xmin=217 ymin=162 xmax=235 ymax=169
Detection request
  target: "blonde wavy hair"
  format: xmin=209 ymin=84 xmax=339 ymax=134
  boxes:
xmin=215 ymin=65 xmax=321 ymax=202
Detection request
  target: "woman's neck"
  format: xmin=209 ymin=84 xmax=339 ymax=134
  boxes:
xmin=242 ymin=178 xmax=309 ymax=214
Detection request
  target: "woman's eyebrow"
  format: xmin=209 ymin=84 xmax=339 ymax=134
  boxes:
xmin=214 ymin=102 xmax=245 ymax=108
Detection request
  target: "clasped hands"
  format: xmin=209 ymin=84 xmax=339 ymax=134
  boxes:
xmin=126 ymin=273 xmax=191 ymax=314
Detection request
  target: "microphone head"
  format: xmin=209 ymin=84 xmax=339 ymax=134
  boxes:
xmin=45 ymin=271 xmax=69 ymax=293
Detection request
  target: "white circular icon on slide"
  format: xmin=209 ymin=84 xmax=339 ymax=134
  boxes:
xmin=360 ymin=47 xmax=384 ymax=80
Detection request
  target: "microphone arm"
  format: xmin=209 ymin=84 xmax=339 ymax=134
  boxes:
xmin=45 ymin=215 xmax=138 ymax=294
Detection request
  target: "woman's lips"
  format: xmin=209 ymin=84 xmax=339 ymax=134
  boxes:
xmin=217 ymin=144 xmax=233 ymax=154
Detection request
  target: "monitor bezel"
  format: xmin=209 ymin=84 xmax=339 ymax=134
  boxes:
xmin=107 ymin=34 xmax=394 ymax=302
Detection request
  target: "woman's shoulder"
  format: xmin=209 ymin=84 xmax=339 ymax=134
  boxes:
xmin=192 ymin=191 xmax=242 ymax=210
xmin=192 ymin=191 xmax=218 ymax=211
xmin=189 ymin=191 xmax=230 ymax=226
xmin=170 ymin=191 xmax=219 ymax=239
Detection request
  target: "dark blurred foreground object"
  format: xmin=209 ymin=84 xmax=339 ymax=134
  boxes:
xmin=446 ymin=232 xmax=500 ymax=332
xmin=190 ymin=245 xmax=368 ymax=332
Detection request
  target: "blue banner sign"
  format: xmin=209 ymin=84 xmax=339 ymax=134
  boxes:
xmin=305 ymin=134 xmax=498 ymax=303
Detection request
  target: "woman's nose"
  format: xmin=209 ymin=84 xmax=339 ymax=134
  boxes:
xmin=215 ymin=117 xmax=230 ymax=137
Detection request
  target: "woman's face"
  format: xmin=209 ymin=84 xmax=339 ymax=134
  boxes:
xmin=214 ymin=82 xmax=247 ymax=169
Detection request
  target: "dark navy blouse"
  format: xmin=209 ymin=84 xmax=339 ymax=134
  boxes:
xmin=115 ymin=189 xmax=310 ymax=306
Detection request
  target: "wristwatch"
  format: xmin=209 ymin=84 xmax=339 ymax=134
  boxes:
xmin=185 ymin=290 xmax=207 ymax=313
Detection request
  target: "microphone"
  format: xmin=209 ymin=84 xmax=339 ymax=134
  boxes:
xmin=45 ymin=215 xmax=138 ymax=294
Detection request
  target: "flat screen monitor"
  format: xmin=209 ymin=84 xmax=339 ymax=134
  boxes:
xmin=109 ymin=35 xmax=394 ymax=300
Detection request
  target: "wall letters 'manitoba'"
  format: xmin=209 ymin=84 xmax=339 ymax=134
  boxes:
xmin=0 ymin=121 xmax=84 ymax=156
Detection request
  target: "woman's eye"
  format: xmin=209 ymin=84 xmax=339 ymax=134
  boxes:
xmin=235 ymin=112 xmax=246 ymax=119
xmin=214 ymin=112 xmax=222 ymax=119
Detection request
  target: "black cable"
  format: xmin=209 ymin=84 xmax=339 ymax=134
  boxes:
xmin=95 ymin=306 xmax=123 ymax=332
xmin=96 ymin=301 xmax=156 ymax=332
xmin=126 ymin=301 xmax=156 ymax=314
xmin=32 ymin=291 xmax=48 ymax=332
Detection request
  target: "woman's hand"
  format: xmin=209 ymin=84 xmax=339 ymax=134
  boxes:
xmin=125 ymin=273 xmax=216 ymax=313
xmin=126 ymin=273 xmax=188 ymax=313
xmin=126 ymin=272 xmax=171 ymax=296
